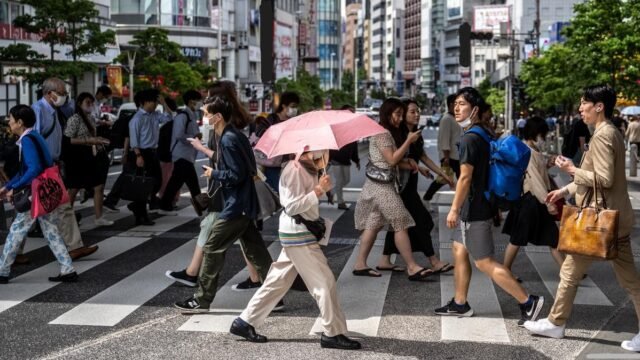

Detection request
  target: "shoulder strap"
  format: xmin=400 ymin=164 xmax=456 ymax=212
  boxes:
xmin=466 ymin=126 xmax=492 ymax=144
xmin=233 ymin=132 xmax=258 ymax=177
xmin=41 ymin=116 xmax=56 ymax=139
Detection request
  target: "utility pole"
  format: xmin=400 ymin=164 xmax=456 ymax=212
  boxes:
xmin=355 ymin=58 xmax=359 ymax=106
xmin=127 ymin=50 xmax=136 ymax=103
xmin=534 ymin=0 xmax=540 ymax=57
xmin=218 ymin=0 xmax=223 ymax=78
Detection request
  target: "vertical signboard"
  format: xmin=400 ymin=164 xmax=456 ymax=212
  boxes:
xmin=106 ymin=66 xmax=123 ymax=97
xmin=274 ymin=22 xmax=293 ymax=80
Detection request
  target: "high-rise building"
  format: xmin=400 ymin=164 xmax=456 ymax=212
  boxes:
xmin=342 ymin=2 xmax=361 ymax=73
xmin=317 ymin=0 xmax=341 ymax=89
xmin=369 ymin=0 xmax=385 ymax=84
xmin=404 ymin=0 xmax=421 ymax=96
xmin=384 ymin=0 xmax=403 ymax=94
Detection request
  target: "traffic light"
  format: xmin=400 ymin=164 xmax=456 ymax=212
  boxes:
xmin=459 ymin=23 xmax=471 ymax=67
xmin=460 ymin=22 xmax=495 ymax=67
xmin=245 ymin=87 xmax=251 ymax=97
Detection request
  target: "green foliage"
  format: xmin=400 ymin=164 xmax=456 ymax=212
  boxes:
xmin=477 ymin=78 xmax=493 ymax=100
xmin=485 ymin=87 xmax=506 ymax=116
xmin=522 ymin=0 xmax=640 ymax=108
xmin=7 ymin=0 xmax=116 ymax=94
xmin=326 ymin=89 xmax=354 ymax=109
xmin=370 ymin=88 xmax=386 ymax=100
xmin=274 ymin=69 xmax=324 ymax=112
xmin=115 ymin=28 xmax=186 ymax=75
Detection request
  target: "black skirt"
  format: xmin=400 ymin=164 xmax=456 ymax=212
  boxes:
xmin=502 ymin=192 xmax=559 ymax=247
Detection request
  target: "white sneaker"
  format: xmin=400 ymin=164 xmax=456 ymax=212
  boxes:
xmin=158 ymin=209 xmax=178 ymax=216
xmin=523 ymin=318 xmax=565 ymax=339
xmin=94 ymin=217 xmax=114 ymax=226
xmin=622 ymin=333 xmax=640 ymax=352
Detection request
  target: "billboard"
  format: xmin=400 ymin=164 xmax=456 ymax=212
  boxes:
xmin=274 ymin=22 xmax=293 ymax=80
xmin=106 ymin=66 xmax=123 ymax=97
xmin=447 ymin=0 xmax=463 ymax=20
xmin=473 ymin=6 xmax=510 ymax=33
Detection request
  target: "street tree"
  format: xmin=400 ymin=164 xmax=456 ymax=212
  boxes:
xmin=9 ymin=0 xmax=116 ymax=95
xmin=274 ymin=69 xmax=324 ymax=112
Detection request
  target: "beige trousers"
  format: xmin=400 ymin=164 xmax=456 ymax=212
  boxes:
xmin=549 ymin=240 xmax=640 ymax=326
xmin=240 ymin=243 xmax=348 ymax=337
xmin=56 ymin=203 xmax=84 ymax=251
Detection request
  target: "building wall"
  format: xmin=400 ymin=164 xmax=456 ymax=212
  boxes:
xmin=404 ymin=0 xmax=420 ymax=80
xmin=316 ymin=0 xmax=340 ymax=89
xmin=342 ymin=3 xmax=361 ymax=72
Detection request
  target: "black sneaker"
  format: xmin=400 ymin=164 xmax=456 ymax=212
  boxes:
xmin=104 ymin=202 xmax=120 ymax=213
xmin=434 ymin=298 xmax=474 ymax=317
xmin=231 ymin=277 xmax=262 ymax=291
xmin=519 ymin=295 xmax=544 ymax=326
xmin=165 ymin=269 xmax=197 ymax=287
xmin=174 ymin=296 xmax=208 ymax=314
xmin=273 ymin=300 xmax=285 ymax=312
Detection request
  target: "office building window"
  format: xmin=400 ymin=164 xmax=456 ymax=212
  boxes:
xmin=160 ymin=0 xmax=209 ymax=27
xmin=318 ymin=20 xmax=339 ymax=36
xmin=319 ymin=44 xmax=339 ymax=60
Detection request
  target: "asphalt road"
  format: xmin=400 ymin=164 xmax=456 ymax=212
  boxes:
xmin=1 ymin=128 xmax=640 ymax=359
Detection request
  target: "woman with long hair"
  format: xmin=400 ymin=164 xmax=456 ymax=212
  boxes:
xmin=379 ymin=98 xmax=454 ymax=274
xmin=352 ymin=97 xmax=432 ymax=279
xmin=64 ymin=92 xmax=113 ymax=226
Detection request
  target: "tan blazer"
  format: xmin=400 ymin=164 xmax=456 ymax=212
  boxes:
xmin=566 ymin=121 xmax=634 ymax=237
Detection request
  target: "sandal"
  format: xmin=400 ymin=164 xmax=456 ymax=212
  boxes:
xmin=352 ymin=268 xmax=382 ymax=277
xmin=408 ymin=268 xmax=433 ymax=281
xmin=375 ymin=265 xmax=406 ymax=272
xmin=433 ymin=263 xmax=454 ymax=274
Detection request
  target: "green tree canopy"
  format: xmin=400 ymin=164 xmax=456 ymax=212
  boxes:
xmin=274 ymin=69 xmax=324 ymax=112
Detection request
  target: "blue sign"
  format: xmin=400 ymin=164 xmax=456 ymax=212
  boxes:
xmin=550 ymin=22 xmax=570 ymax=44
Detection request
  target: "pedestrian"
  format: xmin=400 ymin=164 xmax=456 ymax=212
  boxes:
xmin=102 ymin=91 xmax=142 ymax=212
xmin=502 ymin=116 xmax=564 ymax=277
xmin=626 ymin=116 xmax=640 ymax=156
xmin=434 ymin=87 xmax=544 ymax=323
xmin=379 ymin=98 xmax=454 ymax=274
xmin=127 ymin=89 xmax=172 ymax=225
xmin=423 ymin=94 xmax=460 ymax=206
xmin=157 ymin=97 xmax=179 ymax=206
xmin=327 ymin=104 xmax=360 ymax=210
xmin=561 ymin=115 xmax=591 ymax=165
xmin=254 ymin=91 xmax=300 ymax=192
xmin=0 ymin=105 xmax=77 ymax=284
xmin=63 ymin=92 xmax=113 ymax=226
xmin=157 ymin=90 xmax=204 ymax=215
xmin=173 ymin=95 xmax=273 ymax=313
xmin=352 ymin=97 xmax=432 ymax=280
xmin=524 ymin=85 xmax=640 ymax=352
xmin=230 ymin=149 xmax=361 ymax=350
xmin=165 ymin=83 xmax=271 ymax=293
xmin=32 ymin=77 xmax=98 ymax=260
xmin=516 ymin=113 xmax=527 ymax=138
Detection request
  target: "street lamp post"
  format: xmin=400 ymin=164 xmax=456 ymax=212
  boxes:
xmin=354 ymin=58 xmax=359 ymax=106
xmin=124 ymin=46 xmax=139 ymax=102
xmin=330 ymin=52 xmax=336 ymax=89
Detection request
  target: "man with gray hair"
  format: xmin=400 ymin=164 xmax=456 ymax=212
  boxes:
xmin=30 ymin=77 xmax=98 ymax=260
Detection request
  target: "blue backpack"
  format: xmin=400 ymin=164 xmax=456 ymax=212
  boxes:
xmin=465 ymin=126 xmax=531 ymax=207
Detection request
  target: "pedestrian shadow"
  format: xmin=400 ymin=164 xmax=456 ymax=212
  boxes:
xmin=264 ymin=337 xmax=553 ymax=359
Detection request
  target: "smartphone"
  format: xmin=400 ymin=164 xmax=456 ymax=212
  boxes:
xmin=186 ymin=137 xmax=196 ymax=142
xmin=418 ymin=125 xmax=427 ymax=131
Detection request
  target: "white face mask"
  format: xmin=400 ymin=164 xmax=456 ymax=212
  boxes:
xmin=286 ymin=107 xmax=298 ymax=118
xmin=82 ymin=105 xmax=93 ymax=114
xmin=457 ymin=107 xmax=477 ymax=129
xmin=52 ymin=93 xmax=67 ymax=107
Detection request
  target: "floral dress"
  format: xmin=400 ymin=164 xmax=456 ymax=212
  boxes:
xmin=354 ymin=131 xmax=414 ymax=231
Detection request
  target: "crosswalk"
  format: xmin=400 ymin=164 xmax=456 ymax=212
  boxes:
xmin=0 ymin=199 xmax=622 ymax=347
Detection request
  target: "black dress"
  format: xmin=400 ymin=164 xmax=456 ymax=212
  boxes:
xmin=383 ymin=137 xmax=436 ymax=257
xmin=502 ymin=192 xmax=559 ymax=247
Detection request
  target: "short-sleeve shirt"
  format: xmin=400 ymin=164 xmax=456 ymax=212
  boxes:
xmin=459 ymin=125 xmax=494 ymax=222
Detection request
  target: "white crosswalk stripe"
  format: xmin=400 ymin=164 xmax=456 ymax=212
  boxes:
xmin=0 ymin=197 xmax=624 ymax=346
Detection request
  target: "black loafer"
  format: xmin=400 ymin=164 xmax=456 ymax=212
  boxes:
xmin=320 ymin=333 xmax=361 ymax=350
xmin=229 ymin=317 xmax=267 ymax=343
xmin=0 ymin=276 xmax=8 ymax=284
xmin=136 ymin=217 xmax=155 ymax=226
xmin=48 ymin=272 xmax=79 ymax=283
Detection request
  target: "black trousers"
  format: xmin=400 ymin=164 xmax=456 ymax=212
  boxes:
xmin=159 ymin=158 xmax=201 ymax=210
xmin=423 ymin=158 xmax=461 ymax=201
xmin=129 ymin=149 xmax=162 ymax=218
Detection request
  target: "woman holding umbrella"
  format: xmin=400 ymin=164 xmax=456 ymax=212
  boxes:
xmin=231 ymin=149 xmax=361 ymax=350
xmin=352 ymin=97 xmax=433 ymax=279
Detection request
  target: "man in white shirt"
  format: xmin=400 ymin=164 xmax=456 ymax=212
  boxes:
xmin=424 ymin=94 xmax=461 ymax=203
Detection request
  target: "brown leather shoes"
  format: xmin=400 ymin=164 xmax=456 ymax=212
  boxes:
xmin=14 ymin=254 xmax=30 ymax=265
xmin=68 ymin=245 xmax=98 ymax=260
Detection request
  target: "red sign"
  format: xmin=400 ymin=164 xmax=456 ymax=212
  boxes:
xmin=298 ymin=23 xmax=307 ymax=45
xmin=0 ymin=23 xmax=40 ymax=41
xmin=249 ymin=100 xmax=258 ymax=112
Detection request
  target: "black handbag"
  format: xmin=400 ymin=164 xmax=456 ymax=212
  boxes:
xmin=13 ymin=187 xmax=31 ymax=213
xmin=119 ymin=171 xmax=156 ymax=202
xmin=365 ymin=161 xmax=395 ymax=184
xmin=291 ymin=215 xmax=326 ymax=241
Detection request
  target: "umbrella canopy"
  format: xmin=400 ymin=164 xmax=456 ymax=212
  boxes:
xmin=621 ymin=106 xmax=640 ymax=116
xmin=254 ymin=110 xmax=386 ymax=158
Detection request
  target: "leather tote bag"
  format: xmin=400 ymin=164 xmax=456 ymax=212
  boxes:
xmin=557 ymin=175 xmax=619 ymax=260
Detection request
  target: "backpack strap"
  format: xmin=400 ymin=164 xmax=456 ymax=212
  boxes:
xmin=170 ymin=110 xmax=193 ymax=153
xmin=465 ymin=126 xmax=493 ymax=144
xmin=19 ymin=133 xmax=47 ymax=176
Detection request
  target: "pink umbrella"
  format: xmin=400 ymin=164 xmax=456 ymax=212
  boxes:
xmin=254 ymin=110 xmax=386 ymax=159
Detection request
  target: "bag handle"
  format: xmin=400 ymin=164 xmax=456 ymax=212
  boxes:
xmin=581 ymin=173 xmax=608 ymax=210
